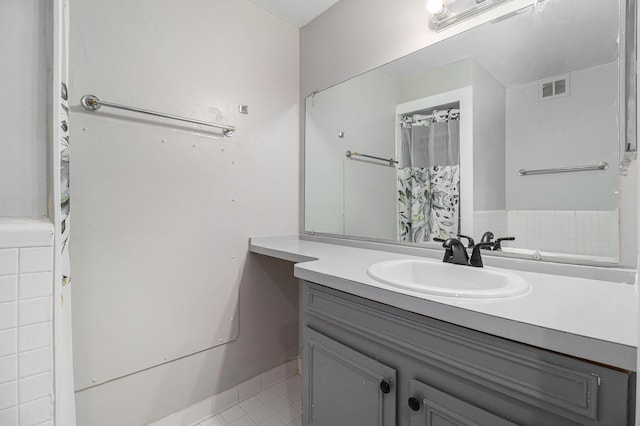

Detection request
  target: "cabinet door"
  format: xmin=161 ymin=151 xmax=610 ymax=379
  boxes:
xmin=409 ymin=379 xmax=518 ymax=426
xmin=303 ymin=327 xmax=396 ymax=426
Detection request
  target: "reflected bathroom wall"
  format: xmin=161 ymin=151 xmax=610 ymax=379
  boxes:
xmin=303 ymin=0 xmax=629 ymax=263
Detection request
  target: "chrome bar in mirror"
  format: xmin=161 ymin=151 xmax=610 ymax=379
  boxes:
xmin=346 ymin=150 xmax=398 ymax=167
xmin=518 ymin=162 xmax=609 ymax=176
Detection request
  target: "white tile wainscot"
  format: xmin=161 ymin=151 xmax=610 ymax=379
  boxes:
xmin=473 ymin=209 xmax=619 ymax=258
xmin=507 ymin=209 xmax=619 ymax=258
xmin=148 ymin=359 xmax=300 ymax=426
xmin=0 ymin=218 xmax=54 ymax=426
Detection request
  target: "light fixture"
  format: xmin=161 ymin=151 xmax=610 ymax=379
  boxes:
xmin=428 ymin=0 xmax=514 ymax=31
xmin=426 ymin=0 xmax=447 ymax=16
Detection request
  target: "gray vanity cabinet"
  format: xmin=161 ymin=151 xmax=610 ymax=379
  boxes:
xmin=303 ymin=327 xmax=397 ymax=425
xmin=302 ymin=281 xmax=633 ymax=426
xmin=408 ymin=380 xmax=517 ymax=426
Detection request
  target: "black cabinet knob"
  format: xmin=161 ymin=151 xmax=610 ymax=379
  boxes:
xmin=380 ymin=380 xmax=391 ymax=394
xmin=408 ymin=396 xmax=421 ymax=411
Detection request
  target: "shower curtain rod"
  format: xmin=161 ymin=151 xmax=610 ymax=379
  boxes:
xmin=402 ymin=108 xmax=460 ymax=119
xmin=518 ymin=162 xmax=608 ymax=176
xmin=80 ymin=94 xmax=235 ymax=136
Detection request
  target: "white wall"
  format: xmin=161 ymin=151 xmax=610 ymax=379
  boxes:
xmin=304 ymin=93 xmax=345 ymax=235
xmin=300 ymin=0 xmax=535 ymax=97
xmin=69 ymin=1 xmax=300 ymax=425
xmin=505 ymin=62 xmax=619 ymax=211
xmin=305 ymin=70 xmax=398 ymax=240
xmin=398 ymin=58 xmax=472 ymax=103
xmin=0 ymin=1 xmax=50 ymax=217
xmin=472 ymin=61 xmax=506 ymax=211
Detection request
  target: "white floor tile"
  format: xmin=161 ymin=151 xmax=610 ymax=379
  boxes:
xmin=199 ymin=415 xmax=227 ymax=426
xmin=258 ymin=417 xmax=286 ymax=426
xmin=255 ymin=388 xmax=280 ymax=403
xmin=247 ymin=405 xmax=275 ymax=424
xmin=287 ymin=416 xmax=302 ymax=426
xmin=283 ymin=389 xmax=300 ymax=404
xmin=273 ymin=404 xmax=300 ymax=424
xmin=229 ymin=415 xmax=256 ymax=426
xmin=269 ymin=381 xmax=287 ymax=395
xmin=264 ymin=396 xmax=289 ymax=414
xmin=238 ymin=396 xmax=263 ymax=414
xmin=284 ymin=376 xmax=301 ymax=390
xmin=152 ymin=374 xmax=301 ymax=426
xmin=220 ymin=405 xmax=245 ymax=423
xmin=271 ymin=376 xmax=300 ymax=395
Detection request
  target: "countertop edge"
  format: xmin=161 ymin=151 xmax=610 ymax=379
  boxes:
xmin=249 ymin=241 xmax=317 ymax=263
xmin=295 ymin=267 xmax=636 ymax=371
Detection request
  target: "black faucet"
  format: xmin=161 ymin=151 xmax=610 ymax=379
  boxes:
xmin=494 ymin=236 xmax=515 ymax=251
xmin=469 ymin=242 xmax=496 ymax=267
xmin=457 ymin=234 xmax=475 ymax=248
xmin=441 ymin=238 xmax=469 ymax=265
xmin=480 ymin=231 xmax=494 ymax=248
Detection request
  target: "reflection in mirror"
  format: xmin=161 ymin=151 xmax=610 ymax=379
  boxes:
xmin=397 ymin=105 xmax=461 ymax=242
xmin=304 ymin=0 xmax=635 ymax=264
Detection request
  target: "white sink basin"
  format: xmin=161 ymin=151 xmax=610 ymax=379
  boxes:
xmin=367 ymin=259 xmax=530 ymax=298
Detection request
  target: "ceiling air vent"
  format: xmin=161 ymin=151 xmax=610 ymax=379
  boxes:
xmin=538 ymin=74 xmax=570 ymax=101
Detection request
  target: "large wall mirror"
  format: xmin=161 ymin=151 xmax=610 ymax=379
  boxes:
xmin=304 ymin=0 xmax=637 ymax=265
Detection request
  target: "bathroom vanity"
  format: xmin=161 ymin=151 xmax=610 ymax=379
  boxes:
xmin=249 ymin=236 xmax=636 ymax=426
xmin=303 ymin=282 xmax=631 ymax=425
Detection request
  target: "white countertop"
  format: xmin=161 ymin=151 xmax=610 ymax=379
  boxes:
xmin=249 ymin=235 xmax=638 ymax=371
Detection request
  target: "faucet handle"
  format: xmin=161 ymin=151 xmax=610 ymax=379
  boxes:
xmin=469 ymin=242 xmax=495 ymax=267
xmin=480 ymin=232 xmax=495 ymax=250
xmin=494 ymin=236 xmax=515 ymax=251
xmin=480 ymin=231 xmax=494 ymax=243
xmin=433 ymin=237 xmax=452 ymax=262
xmin=457 ymin=234 xmax=475 ymax=248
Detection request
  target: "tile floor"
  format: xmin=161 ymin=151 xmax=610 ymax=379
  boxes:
xmin=196 ymin=375 xmax=302 ymax=426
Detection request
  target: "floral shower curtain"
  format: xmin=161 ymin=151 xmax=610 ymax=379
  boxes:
xmin=60 ymin=82 xmax=70 ymax=254
xmin=398 ymin=109 xmax=460 ymax=242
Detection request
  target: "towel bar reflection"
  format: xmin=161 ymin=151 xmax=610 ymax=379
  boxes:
xmin=518 ymin=162 xmax=608 ymax=176
xmin=80 ymin=94 xmax=235 ymax=136
xmin=346 ymin=150 xmax=398 ymax=167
